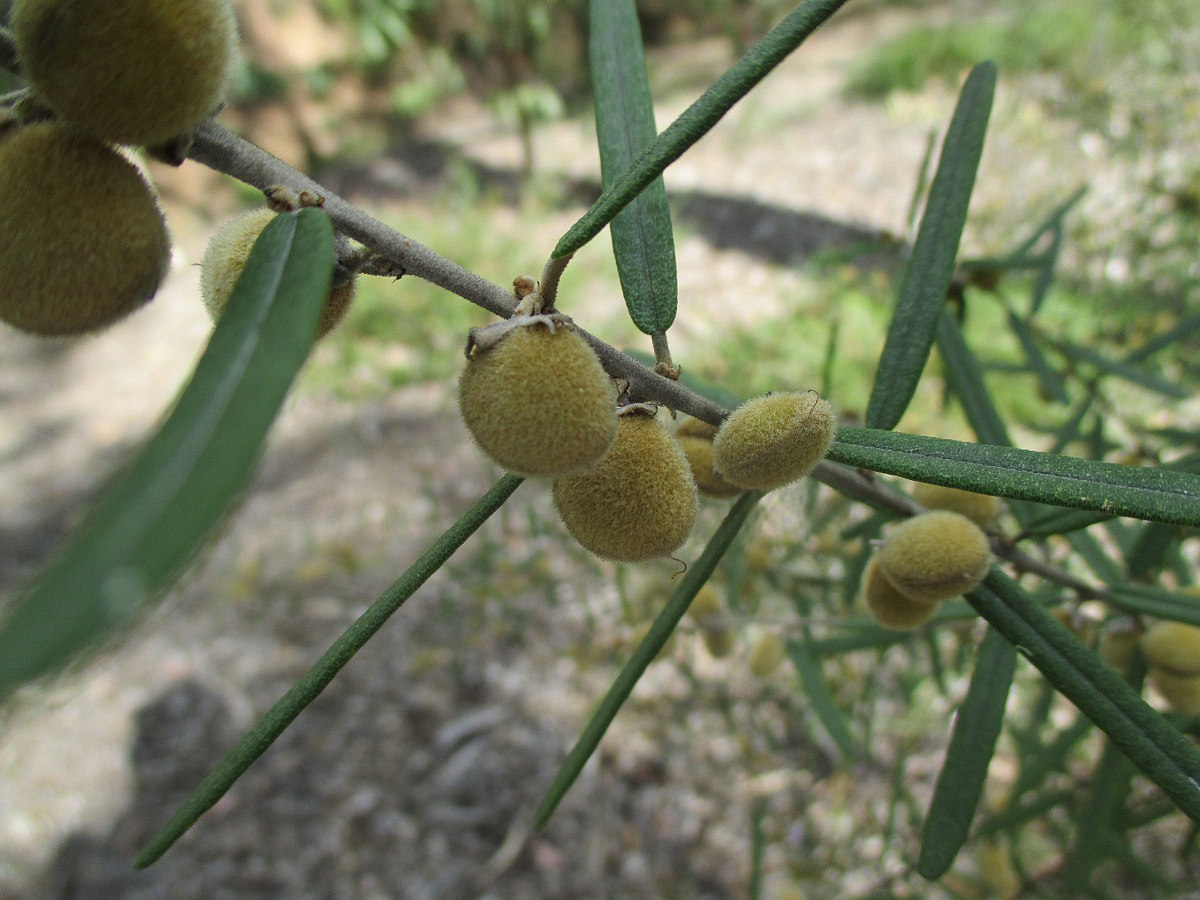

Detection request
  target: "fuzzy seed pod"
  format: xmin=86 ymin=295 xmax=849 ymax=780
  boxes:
xmin=200 ymin=208 xmax=355 ymax=338
xmin=552 ymin=409 xmax=697 ymax=561
xmin=0 ymin=123 xmax=170 ymax=335
xmin=459 ymin=316 xmax=618 ymax=477
xmin=712 ymin=392 xmax=836 ymax=491
xmin=911 ymin=482 xmax=1002 ymax=528
xmin=1140 ymin=621 xmax=1200 ymax=677
xmin=675 ymin=417 xmax=743 ymax=499
xmin=877 ymin=510 xmax=991 ymax=604
xmin=862 ymin=556 xmax=939 ymax=630
xmin=12 ymin=0 xmax=239 ymax=146
xmin=747 ymin=631 xmax=786 ymax=678
xmin=1149 ymin=668 xmax=1200 ymax=717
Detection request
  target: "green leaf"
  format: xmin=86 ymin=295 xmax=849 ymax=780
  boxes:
xmin=1048 ymin=336 xmax=1189 ymax=399
xmin=828 ymin=427 xmax=1200 ymax=528
xmin=590 ymin=0 xmax=677 ymax=335
xmin=533 ymin=491 xmax=761 ymax=830
xmin=1006 ymin=311 xmax=1070 ymax=404
xmin=0 ymin=209 xmax=334 ymax=698
xmin=1125 ymin=310 xmax=1200 ymax=364
xmin=865 ymin=61 xmax=995 ymax=430
xmin=966 ymin=570 xmax=1200 ymax=825
xmin=918 ymin=626 xmax=1017 ymax=880
xmin=785 ymin=638 xmax=856 ymax=758
xmin=136 ymin=474 xmax=525 ymax=867
xmin=553 ymin=0 xmax=850 ymax=260
xmin=1106 ymin=584 xmax=1200 ymax=628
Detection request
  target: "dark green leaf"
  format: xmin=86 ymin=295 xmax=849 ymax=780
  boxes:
xmin=1106 ymin=584 xmax=1200 ymax=628
xmin=828 ymin=427 xmax=1200 ymax=528
xmin=1049 ymin=336 xmax=1189 ymax=399
xmin=866 ymin=62 xmax=995 ymax=429
xmin=1125 ymin=311 xmax=1200 ymax=364
xmin=1006 ymin=311 xmax=1069 ymax=404
xmin=786 ymin=638 xmax=856 ymax=758
xmin=0 ymin=210 xmax=334 ymax=698
xmin=553 ymin=0 xmax=850 ymax=259
xmin=136 ymin=474 xmax=525 ymax=867
xmin=918 ymin=626 xmax=1017 ymax=880
xmin=590 ymin=0 xmax=677 ymax=335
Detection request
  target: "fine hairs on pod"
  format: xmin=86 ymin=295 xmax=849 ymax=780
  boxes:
xmin=877 ymin=510 xmax=991 ymax=604
xmin=712 ymin=391 xmax=836 ymax=491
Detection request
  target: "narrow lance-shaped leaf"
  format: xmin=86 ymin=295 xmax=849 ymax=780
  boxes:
xmin=918 ymin=626 xmax=1017 ymax=880
xmin=828 ymin=427 xmax=1200 ymax=528
xmin=785 ymin=638 xmax=856 ymax=758
xmin=590 ymin=0 xmax=677 ymax=335
xmin=137 ymin=474 xmax=525 ymax=867
xmin=865 ymin=61 xmax=995 ymax=429
xmin=1048 ymin=335 xmax=1189 ymax=399
xmin=1006 ymin=310 xmax=1070 ymax=404
xmin=0 ymin=209 xmax=334 ymax=698
xmin=534 ymin=490 xmax=761 ymax=830
xmin=553 ymin=0 xmax=849 ymax=260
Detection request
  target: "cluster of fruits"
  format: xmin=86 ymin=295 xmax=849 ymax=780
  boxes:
xmin=457 ymin=307 xmax=837 ymax=561
xmin=862 ymin=484 xmax=998 ymax=630
xmin=1 ymin=0 xmax=352 ymax=339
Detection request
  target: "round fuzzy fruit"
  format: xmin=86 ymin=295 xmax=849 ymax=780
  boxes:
xmin=878 ymin=510 xmax=991 ymax=604
xmin=687 ymin=584 xmax=723 ymax=623
xmin=1140 ymin=621 xmax=1200 ymax=677
xmin=912 ymin=482 xmax=1002 ymax=528
xmin=712 ymin=392 xmax=836 ymax=491
xmin=0 ymin=123 xmax=170 ymax=335
xmin=1149 ymin=668 xmax=1200 ymax=716
xmin=747 ymin=631 xmax=786 ymax=678
xmin=459 ymin=317 xmax=618 ymax=477
xmin=552 ymin=410 xmax=697 ymax=561
xmin=200 ymin=209 xmax=355 ymax=338
xmin=676 ymin=417 xmax=742 ymax=499
xmin=862 ymin=556 xmax=939 ymax=630
xmin=12 ymin=0 xmax=238 ymax=146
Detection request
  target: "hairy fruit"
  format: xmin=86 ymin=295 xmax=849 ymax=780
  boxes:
xmin=201 ymin=208 xmax=355 ymax=338
xmin=13 ymin=0 xmax=239 ymax=146
xmin=1149 ymin=668 xmax=1200 ymax=717
xmin=877 ymin=510 xmax=991 ymax=604
xmin=0 ymin=123 xmax=170 ymax=335
xmin=747 ymin=631 xmax=786 ymax=677
xmin=712 ymin=392 xmax=836 ymax=491
xmin=675 ymin=417 xmax=742 ymax=498
xmin=911 ymin=482 xmax=1001 ymax=528
xmin=552 ymin=409 xmax=697 ymax=561
xmin=459 ymin=316 xmax=618 ymax=477
xmin=1140 ymin=621 xmax=1200 ymax=677
xmin=862 ymin=556 xmax=939 ymax=630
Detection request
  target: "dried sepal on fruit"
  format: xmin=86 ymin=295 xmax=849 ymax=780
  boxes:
xmin=911 ymin=482 xmax=1002 ymax=528
xmin=200 ymin=208 xmax=355 ymax=338
xmin=712 ymin=391 xmax=836 ymax=491
xmin=459 ymin=314 xmax=618 ymax=477
xmin=1148 ymin=668 xmax=1200 ymax=717
xmin=862 ymin=556 xmax=939 ymax=631
xmin=675 ymin=417 xmax=742 ymax=499
xmin=0 ymin=123 xmax=170 ymax=335
xmin=1140 ymin=620 xmax=1200 ymax=678
xmin=877 ymin=510 xmax=991 ymax=604
xmin=12 ymin=0 xmax=239 ymax=146
xmin=552 ymin=406 xmax=697 ymax=561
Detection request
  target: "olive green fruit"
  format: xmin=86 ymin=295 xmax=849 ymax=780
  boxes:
xmin=877 ymin=510 xmax=991 ymax=604
xmin=861 ymin=556 xmax=939 ymax=630
xmin=12 ymin=0 xmax=238 ymax=146
xmin=459 ymin=317 xmax=618 ymax=477
xmin=675 ymin=417 xmax=742 ymax=499
xmin=0 ymin=123 xmax=170 ymax=335
xmin=712 ymin=392 xmax=836 ymax=491
xmin=702 ymin=626 xmax=736 ymax=659
xmin=1140 ymin=620 xmax=1200 ymax=677
xmin=1149 ymin=668 xmax=1200 ymax=716
xmin=552 ymin=410 xmax=697 ymax=561
xmin=747 ymin=631 xmax=786 ymax=678
xmin=200 ymin=208 xmax=355 ymax=338
xmin=1098 ymin=619 xmax=1141 ymax=673
xmin=911 ymin=482 xmax=1002 ymax=528
xmin=687 ymin=584 xmax=723 ymax=622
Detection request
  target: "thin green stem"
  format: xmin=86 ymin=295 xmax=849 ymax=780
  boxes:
xmin=135 ymin=474 xmax=524 ymax=867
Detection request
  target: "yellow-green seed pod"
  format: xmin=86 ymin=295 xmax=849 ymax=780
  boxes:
xmin=1098 ymin=619 xmax=1142 ymax=674
xmin=712 ymin=392 xmax=836 ymax=491
xmin=552 ymin=409 xmax=697 ymax=561
xmin=877 ymin=510 xmax=991 ymax=604
xmin=200 ymin=208 xmax=355 ymax=338
xmin=702 ymin=626 xmax=736 ymax=659
xmin=687 ymin=584 xmax=723 ymax=623
xmin=459 ymin=317 xmax=618 ymax=477
xmin=862 ymin=556 xmax=939 ymax=630
xmin=676 ymin=417 xmax=743 ymax=499
xmin=1140 ymin=621 xmax=1200 ymax=677
xmin=1149 ymin=668 xmax=1200 ymax=716
xmin=12 ymin=0 xmax=239 ymax=146
xmin=0 ymin=123 xmax=170 ymax=335
xmin=747 ymin=631 xmax=786 ymax=678
xmin=912 ymin=482 xmax=1002 ymax=528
